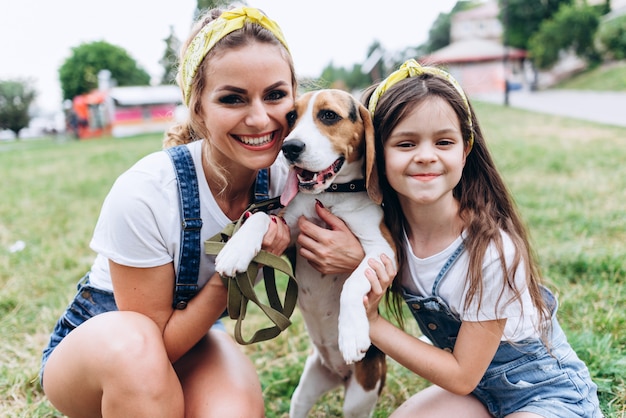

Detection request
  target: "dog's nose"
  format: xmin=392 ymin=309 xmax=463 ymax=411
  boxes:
xmin=282 ymin=140 xmax=305 ymax=162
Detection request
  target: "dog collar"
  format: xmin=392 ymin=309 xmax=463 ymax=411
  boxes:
xmin=327 ymin=179 xmax=366 ymax=193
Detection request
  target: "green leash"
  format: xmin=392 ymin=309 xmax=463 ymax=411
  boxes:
xmin=205 ymin=197 xmax=298 ymax=345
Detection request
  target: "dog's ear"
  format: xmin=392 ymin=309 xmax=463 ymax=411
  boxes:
xmin=361 ymin=102 xmax=382 ymax=205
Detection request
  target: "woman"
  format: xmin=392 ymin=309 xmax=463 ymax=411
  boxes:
xmin=41 ymin=7 xmax=332 ymax=417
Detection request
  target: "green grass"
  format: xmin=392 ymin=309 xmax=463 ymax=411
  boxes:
xmin=555 ymin=60 xmax=626 ymax=91
xmin=1 ymin=103 xmax=625 ymax=417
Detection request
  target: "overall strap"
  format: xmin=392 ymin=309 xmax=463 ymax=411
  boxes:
xmin=254 ymin=168 xmax=270 ymax=202
xmin=431 ymin=242 xmax=465 ymax=296
xmin=165 ymin=145 xmax=203 ymax=309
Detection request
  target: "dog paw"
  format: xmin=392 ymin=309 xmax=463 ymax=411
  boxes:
xmin=215 ymin=213 xmax=269 ymax=277
xmin=338 ymin=310 xmax=371 ymax=364
xmin=215 ymin=241 xmax=258 ymax=277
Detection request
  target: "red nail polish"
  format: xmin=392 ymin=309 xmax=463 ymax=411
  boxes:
xmin=281 ymin=217 xmax=287 ymax=225
xmin=272 ymin=216 xmax=278 ymax=223
xmin=315 ymin=199 xmax=324 ymax=208
xmin=244 ymin=211 xmax=252 ymax=219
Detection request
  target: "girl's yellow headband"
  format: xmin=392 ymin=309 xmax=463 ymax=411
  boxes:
xmin=368 ymin=59 xmax=474 ymax=149
xmin=180 ymin=6 xmax=290 ymax=106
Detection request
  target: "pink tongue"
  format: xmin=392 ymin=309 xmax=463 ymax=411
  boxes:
xmin=280 ymin=169 xmax=299 ymax=206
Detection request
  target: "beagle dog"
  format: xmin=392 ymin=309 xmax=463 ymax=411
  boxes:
xmin=215 ymin=89 xmax=396 ymax=417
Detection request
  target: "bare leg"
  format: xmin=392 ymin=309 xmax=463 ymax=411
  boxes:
xmin=391 ymin=385 xmax=492 ymax=418
xmin=174 ymin=329 xmax=264 ymax=417
xmin=43 ymin=311 xmax=184 ymax=418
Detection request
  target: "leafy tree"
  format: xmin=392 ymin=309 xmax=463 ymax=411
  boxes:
xmin=194 ymin=0 xmax=244 ymax=20
xmin=160 ymin=26 xmax=182 ymax=85
xmin=528 ymin=3 xmax=600 ymax=69
xmin=421 ymin=1 xmax=483 ymax=53
xmin=596 ymin=13 xmax=626 ymax=60
xmin=0 ymin=79 xmax=36 ymax=139
xmin=58 ymin=41 xmax=151 ymax=100
xmin=499 ymin=0 xmax=572 ymax=50
xmin=425 ymin=12 xmax=453 ymax=54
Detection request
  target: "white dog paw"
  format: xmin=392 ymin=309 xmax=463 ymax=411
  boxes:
xmin=215 ymin=213 xmax=269 ymax=277
xmin=338 ymin=310 xmax=371 ymax=364
xmin=215 ymin=240 xmax=258 ymax=277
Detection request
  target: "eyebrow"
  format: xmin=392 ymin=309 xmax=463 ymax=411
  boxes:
xmin=216 ymin=80 xmax=289 ymax=95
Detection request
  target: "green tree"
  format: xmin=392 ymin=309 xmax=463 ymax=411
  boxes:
xmin=499 ymin=0 xmax=572 ymax=50
xmin=58 ymin=41 xmax=151 ymax=100
xmin=160 ymin=26 xmax=182 ymax=85
xmin=194 ymin=0 xmax=244 ymax=20
xmin=425 ymin=12 xmax=453 ymax=54
xmin=421 ymin=1 xmax=483 ymax=53
xmin=596 ymin=13 xmax=626 ymax=60
xmin=528 ymin=3 xmax=600 ymax=69
xmin=0 ymin=79 xmax=36 ymax=139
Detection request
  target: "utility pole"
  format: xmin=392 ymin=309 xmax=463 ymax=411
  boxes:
xmin=502 ymin=0 xmax=510 ymax=106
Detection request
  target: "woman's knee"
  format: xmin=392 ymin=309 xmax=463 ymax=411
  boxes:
xmin=177 ymin=331 xmax=264 ymax=417
xmin=46 ymin=312 xmax=171 ymax=389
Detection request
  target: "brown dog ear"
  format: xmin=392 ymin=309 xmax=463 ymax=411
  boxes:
xmin=361 ymin=103 xmax=382 ymax=205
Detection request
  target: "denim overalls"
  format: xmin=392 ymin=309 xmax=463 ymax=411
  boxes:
xmin=40 ymin=145 xmax=270 ymax=383
xmin=401 ymin=242 xmax=602 ymax=418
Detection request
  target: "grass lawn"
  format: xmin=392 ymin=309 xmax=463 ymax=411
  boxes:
xmin=1 ymin=102 xmax=625 ymax=417
xmin=555 ymin=60 xmax=626 ymax=91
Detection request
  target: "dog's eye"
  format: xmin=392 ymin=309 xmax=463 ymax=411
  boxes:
xmin=318 ymin=109 xmax=340 ymax=125
xmin=286 ymin=110 xmax=297 ymax=128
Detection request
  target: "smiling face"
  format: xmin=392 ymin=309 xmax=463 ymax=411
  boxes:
xmin=383 ymin=95 xmax=467 ymax=211
xmin=200 ymin=41 xmax=294 ymax=172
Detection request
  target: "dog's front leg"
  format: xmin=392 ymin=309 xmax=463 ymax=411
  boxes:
xmin=337 ymin=233 xmax=396 ymax=364
xmin=337 ymin=261 xmax=374 ymax=364
xmin=215 ymin=212 xmax=271 ymax=277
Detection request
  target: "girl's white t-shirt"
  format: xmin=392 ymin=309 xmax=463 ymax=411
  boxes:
xmin=88 ymin=140 xmax=288 ymax=292
xmin=400 ymin=231 xmax=540 ymax=341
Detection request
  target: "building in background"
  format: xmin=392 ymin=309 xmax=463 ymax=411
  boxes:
xmin=420 ymin=1 xmax=527 ymax=97
xmin=66 ymin=70 xmax=182 ymax=139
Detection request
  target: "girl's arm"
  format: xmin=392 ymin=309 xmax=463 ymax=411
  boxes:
xmin=365 ymin=256 xmax=505 ymax=395
xmin=370 ymin=315 xmax=505 ymax=394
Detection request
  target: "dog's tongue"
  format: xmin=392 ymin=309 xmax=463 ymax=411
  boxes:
xmin=280 ymin=169 xmax=299 ymax=206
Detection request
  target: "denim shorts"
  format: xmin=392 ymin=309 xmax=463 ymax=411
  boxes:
xmin=472 ymin=318 xmax=602 ymax=418
xmin=40 ymin=276 xmax=226 ymax=386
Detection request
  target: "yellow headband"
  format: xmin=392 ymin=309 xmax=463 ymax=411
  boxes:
xmin=368 ymin=59 xmax=474 ymax=149
xmin=180 ymin=6 xmax=290 ymax=106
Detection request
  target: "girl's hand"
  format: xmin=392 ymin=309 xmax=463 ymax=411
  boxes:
xmin=364 ymin=253 xmax=396 ymax=321
xmin=261 ymin=215 xmax=291 ymax=256
xmin=297 ymin=201 xmax=365 ymax=274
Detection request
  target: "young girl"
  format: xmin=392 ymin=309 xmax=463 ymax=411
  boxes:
xmin=361 ymin=59 xmax=602 ymax=417
xmin=40 ymin=6 xmax=361 ymax=417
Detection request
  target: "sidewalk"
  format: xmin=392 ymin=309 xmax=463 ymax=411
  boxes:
xmin=473 ymin=90 xmax=626 ymax=128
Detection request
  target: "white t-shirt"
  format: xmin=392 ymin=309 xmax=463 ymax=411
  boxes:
xmin=400 ymin=231 xmax=539 ymax=341
xmin=88 ymin=140 xmax=288 ymax=292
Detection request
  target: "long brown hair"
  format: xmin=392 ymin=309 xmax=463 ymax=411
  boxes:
xmin=363 ymin=73 xmax=551 ymax=338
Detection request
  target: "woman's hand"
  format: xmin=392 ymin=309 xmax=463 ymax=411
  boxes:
xmin=261 ymin=215 xmax=291 ymax=256
xmin=363 ymin=253 xmax=396 ymax=321
xmin=297 ymin=200 xmax=365 ymax=274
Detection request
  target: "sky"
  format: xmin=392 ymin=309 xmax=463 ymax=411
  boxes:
xmin=0 ymin=0 xmax=458 ymax=113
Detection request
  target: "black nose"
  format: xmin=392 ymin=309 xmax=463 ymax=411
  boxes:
xmin=282 ymin=140 xmax=305 ymax=162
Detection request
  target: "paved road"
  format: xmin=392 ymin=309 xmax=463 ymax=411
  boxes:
xmin=473 ymin=90 xmax=626 ymax=128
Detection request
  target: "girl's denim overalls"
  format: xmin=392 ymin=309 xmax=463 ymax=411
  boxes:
xmin=401 ymin=242 xmax=602 ymax=418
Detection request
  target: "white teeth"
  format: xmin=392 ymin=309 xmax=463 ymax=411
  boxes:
xmin=238 ymin=133 xmax=273 ymax=146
